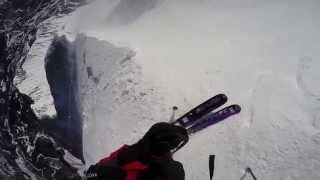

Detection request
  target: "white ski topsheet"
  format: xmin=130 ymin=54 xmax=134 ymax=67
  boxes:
xmin=22 ymin=0 xmax=320 ymax=179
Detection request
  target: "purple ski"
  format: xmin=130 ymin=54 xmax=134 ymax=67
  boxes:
xmin=187 ymin=104 xmax=241 ymax=134
xmin=172 ymin=94 xmax=228 ymax=127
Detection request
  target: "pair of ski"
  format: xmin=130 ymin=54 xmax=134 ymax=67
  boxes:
xmin=170 ymin=94 xmax=241 ymax=134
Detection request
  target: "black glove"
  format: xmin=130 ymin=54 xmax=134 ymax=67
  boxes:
xmin=153 ymin=155 xmax=185 ymax=180
xmin=136 ymin=122 xmax=189 ymax=162
xmin=85 ymin=164 xmax=126 ymax=180
xmin=138 ymin=155 xmax=185 ymax=180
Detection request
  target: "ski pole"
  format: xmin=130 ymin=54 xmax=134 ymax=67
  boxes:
xmin=209 ymin=155 xmax=215 ymax=180
xmin=169 ymin=106 xmax=178 ymax=123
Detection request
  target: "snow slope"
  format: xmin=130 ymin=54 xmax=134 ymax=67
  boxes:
xmin=21 ymin=0 xmax=320 ymax=179
xmin=73 ymin=0 xmax=320 ymax=179
xmin=73 ymin=34 xmax=167 ymax=163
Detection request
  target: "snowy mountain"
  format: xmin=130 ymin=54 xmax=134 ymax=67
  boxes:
xmin=2 ymin=0 xmax=320 ymax=179
xmin=72 ymin=0 xmax=320 ymax=179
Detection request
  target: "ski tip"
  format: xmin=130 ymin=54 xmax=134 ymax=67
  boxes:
xmin=221 ymin=93 xmax=228 ymax=100
xmin=216 ymin=93 xmax=228 ymax=101
xmin=233 ymin=104 xmax=241 ymax=112
xmin=225 ymin=104 xmax=242 ymax=115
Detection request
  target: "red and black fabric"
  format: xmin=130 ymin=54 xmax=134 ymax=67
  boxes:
xmin=85 ymin=122 xmax=188 ymax=180
xmin=85 ymin=145 xmax=127 ymax=179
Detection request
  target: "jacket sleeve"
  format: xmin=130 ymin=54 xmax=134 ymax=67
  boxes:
xmin=85 ymin=145 xmax=129 ymax=180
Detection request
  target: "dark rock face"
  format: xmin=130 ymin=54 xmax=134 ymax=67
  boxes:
xmin=44 ymin=35 xmax=84 ymax=163
xmin=0 ymin=0 xmax=87 ymax=179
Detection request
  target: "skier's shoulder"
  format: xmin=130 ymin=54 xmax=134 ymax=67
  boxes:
xmin=97 ymin=144 xmax=129 ymax=167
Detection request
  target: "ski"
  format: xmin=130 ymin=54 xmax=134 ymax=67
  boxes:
xmin=187 ymin=104 xmax=241 ymax=134
xmin=172 ymin=94 xmax=228 ymax=128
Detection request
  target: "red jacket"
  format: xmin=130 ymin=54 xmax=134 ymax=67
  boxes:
xmin=97 ymin=145 xmax=165 ymax=180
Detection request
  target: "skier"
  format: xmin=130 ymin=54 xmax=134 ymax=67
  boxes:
xmin=85 ymin=122 xmax=189 ymax=180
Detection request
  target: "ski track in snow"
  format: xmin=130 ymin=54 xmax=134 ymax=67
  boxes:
xmin=296 ymin=57 xmax=320 ymax=130
xmin=19 ymin=0 xmax=320 ymax=179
